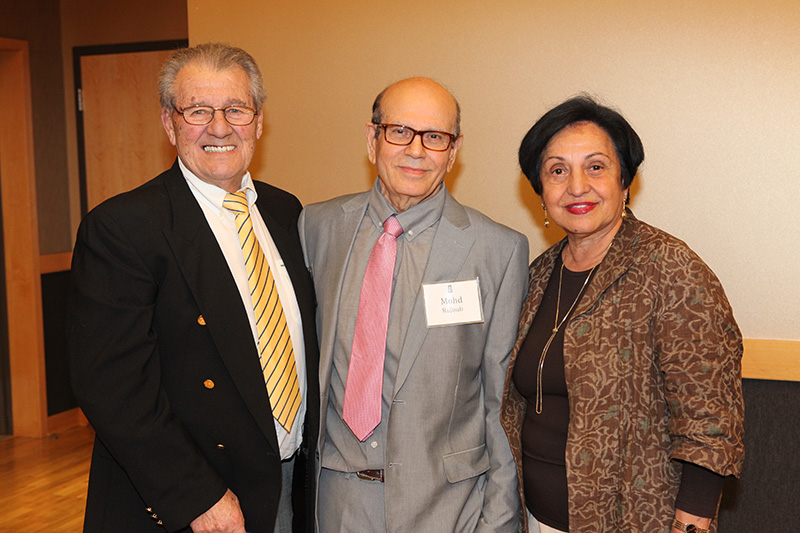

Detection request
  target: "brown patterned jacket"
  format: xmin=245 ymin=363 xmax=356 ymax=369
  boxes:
xmin=500 ymin=213 xmax=744 ymax=533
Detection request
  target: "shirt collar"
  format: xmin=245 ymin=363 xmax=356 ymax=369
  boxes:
xmin=178 ymin=157 xmax=257 ymax=212
xmin=367 ymin=178 xmax=445 ymax=241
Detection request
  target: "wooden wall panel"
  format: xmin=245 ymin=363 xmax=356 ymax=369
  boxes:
xmin=742 ymin=339 xmax=800 ymax=382
xmin=0 ymin=38 xmax=47 ymax=437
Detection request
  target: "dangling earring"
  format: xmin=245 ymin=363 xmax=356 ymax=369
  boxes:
xmin=621 ymin=194 xmax=628 ymax=219
xmin=542 ymin=204 xmax=550 ymax=228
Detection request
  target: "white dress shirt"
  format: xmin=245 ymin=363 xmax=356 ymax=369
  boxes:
xmin=180 ymin=158 xmax=306 ymax=460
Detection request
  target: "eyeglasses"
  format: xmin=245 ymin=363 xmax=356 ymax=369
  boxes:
xmin=175 ymin=105 xmax=258 ymax=126
xmin=376 ymin=123 xmax=456 ymax=151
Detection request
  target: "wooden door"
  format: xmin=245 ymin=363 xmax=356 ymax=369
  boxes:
xmin=78 ymin=46 xmax=179 ymax=213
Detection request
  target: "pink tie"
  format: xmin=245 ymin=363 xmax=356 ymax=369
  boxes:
xmin=342 ymin=216 xmax=404 ymax=441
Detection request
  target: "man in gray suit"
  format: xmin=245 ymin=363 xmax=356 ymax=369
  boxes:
xmin=300 ymin=77 xmax=528 ymax=531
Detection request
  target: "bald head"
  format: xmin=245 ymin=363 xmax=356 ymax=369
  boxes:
xmin=371 ymin=77 xmax=461 ymax=137
xmin=365 ymin=77 xmax=464 ymax=213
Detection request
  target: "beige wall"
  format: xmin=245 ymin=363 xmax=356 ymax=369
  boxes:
xmin=189 ymin=0 xmax=800 ymax=341
xmin=60 ymin=0 xmax=188 ymax=239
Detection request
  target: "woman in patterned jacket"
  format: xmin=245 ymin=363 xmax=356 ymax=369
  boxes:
xmin=500 ymin=96 xmax=744 ymax=533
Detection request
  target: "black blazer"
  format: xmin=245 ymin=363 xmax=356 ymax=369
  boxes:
xmin=69 ymin=161 xmax=319 ymax=533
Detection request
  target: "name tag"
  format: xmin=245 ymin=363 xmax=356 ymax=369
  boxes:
xmin=422 ymin=278 xmax=484 ymax=327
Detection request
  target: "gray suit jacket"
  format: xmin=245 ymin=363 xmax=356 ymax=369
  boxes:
xmin=299 ymin=188 xmax=528 ymax=532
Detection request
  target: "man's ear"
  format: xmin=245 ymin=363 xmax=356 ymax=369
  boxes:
xmin=365 ymin=123 xmax=378 ymax=164
xmin=255 ymin=111 xmax=264 ymax=140
xmin=161 ymin=107 xmax=177 ymax=146
xmin=446 ymin=134 xmax=464 ymax=172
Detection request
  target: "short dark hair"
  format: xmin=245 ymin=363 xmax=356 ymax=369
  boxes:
xmin=159 ymin=42 xmax=266 ymax=113
xmin=518 ymin=95 xmax=644 ymax=196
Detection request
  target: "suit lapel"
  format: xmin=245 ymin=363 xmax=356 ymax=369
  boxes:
xmin=160 ymin=167 xmax=281 ymax=455
xmin=254 ymin=187 xmax=308 ymax=307
xmin=393 ymin=191 xmax=475 ymax=393
xmin=254 ymin=184 xmax=294 ymax=269
xmin=318 ymin=195 xmax=369 ymax=395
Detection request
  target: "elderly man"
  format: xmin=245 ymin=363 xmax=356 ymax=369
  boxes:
xmin=299 ymin=77 xmax=528 ymax=531
xmin=70 ymin=43 xmax=319 ymax=533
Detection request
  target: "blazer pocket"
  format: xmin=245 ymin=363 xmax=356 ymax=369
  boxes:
xmin=442 ymin=444 xmax=490 ymax=484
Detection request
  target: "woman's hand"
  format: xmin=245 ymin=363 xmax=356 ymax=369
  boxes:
xmin=672 ymin=508 xmax=713 ymax=532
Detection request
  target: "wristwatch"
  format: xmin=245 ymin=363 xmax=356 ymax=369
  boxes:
xmin=672 ymin=518 xmax=709 ymax=533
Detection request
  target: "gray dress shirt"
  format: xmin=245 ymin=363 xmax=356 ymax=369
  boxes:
xmin=321 ymin=181 xmax=445 ymax=472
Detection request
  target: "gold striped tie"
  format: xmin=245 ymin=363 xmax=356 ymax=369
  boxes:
xmin=223 ymin=190 xmax=301 ymax=432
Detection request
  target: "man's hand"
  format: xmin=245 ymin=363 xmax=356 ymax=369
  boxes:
xmin=190 ymin=489 xmax=246 ymax=533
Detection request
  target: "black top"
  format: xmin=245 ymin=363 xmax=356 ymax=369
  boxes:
xmin=513 ymin=255 xmax=723 ymax=530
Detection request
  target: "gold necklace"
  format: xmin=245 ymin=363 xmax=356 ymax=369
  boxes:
xmin=535 ymin=260 xmax=597 ymax=414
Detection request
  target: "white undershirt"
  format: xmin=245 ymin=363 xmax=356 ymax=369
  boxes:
xmin=180 ymin=158 xmax=306 ymax=460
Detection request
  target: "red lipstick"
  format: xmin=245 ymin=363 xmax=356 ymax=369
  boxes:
xmin=565 ymin=202 xmax=597 ymax=215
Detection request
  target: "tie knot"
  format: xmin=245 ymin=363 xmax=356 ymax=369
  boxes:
xmin=223 ymin=191 xmax=249 ymax=215
xmin=383 ymin=216 xmax=403 ymax=238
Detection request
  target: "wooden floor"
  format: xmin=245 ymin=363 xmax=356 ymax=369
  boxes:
xmin=0 ymin=425 xmax=93 ymax=532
